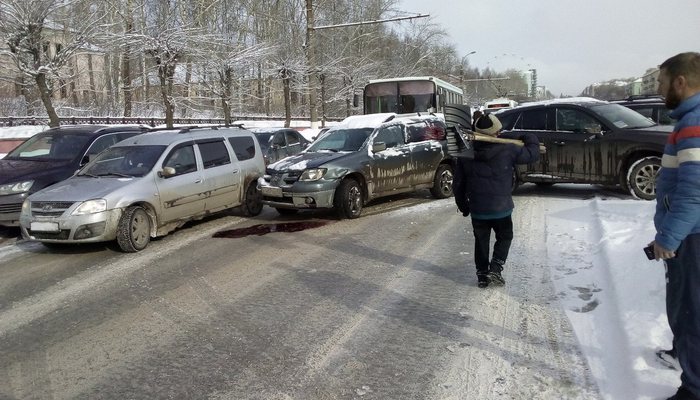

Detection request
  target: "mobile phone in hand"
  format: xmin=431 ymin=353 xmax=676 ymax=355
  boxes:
xmin=643 ymin=245 xmax=655 ymax=260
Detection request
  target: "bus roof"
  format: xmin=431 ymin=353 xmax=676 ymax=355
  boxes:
xmin=366 ymin=76 xmax=463 ymax=94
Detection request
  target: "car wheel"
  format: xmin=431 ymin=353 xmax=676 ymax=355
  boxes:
xmin=430 ymin=164 xmax=454 ymax=198
xmin=626 ymin=156 xmax=661 ymax=200
xmin=241 ymin=182 xmax=263 ymax=217
xmin=275 ymin=208 xmax=298 ymax=216
xmin=117 ymin=205 xmax=151 ymax=252
xmin=334 ymin=178 xmax=363 ymax=219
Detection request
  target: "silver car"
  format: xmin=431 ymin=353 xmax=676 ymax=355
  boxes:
xmin=20 ymin=126 xmax=265 ymax=252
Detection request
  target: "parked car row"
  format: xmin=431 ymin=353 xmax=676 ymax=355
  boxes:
xmin=1 ymin=96 xmax=676 ymax=252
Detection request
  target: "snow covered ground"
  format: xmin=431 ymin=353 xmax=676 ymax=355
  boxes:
xmin=518 ymin=191 xmax=678 ymax=399
xmin=0 ymin=125 xmax=680 ymax=398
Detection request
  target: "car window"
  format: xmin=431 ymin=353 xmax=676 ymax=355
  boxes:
xmin=86 ymin=134 xmax=120 ymax=156
xmin=630 ymin=106 xmax=654 ymax=120
xmin=590 ymin=103 xmax=655 ymax=129
xmin=556 ymin=109 xmax=603 ymax=134
xmin=286 ymin=131 xmax=300 ymax=145
xmin=7 ymin=133 xmax=90 ymax=160
xmin=80 ymin=145 xmax=165 ymax=177
xmin=307 ymin=128 xmax=372 ymax=152
xmin=374 ymin=125 xmax=405 ymax=148
xmin=271 ymin=132 xmax=285 ymax=146
xmin=198 ymin=140 xmax=231 ymax=169
xmin=521 ymin=109 xmax=548 ymax=130
xmin=228 ymin=136 xmax=256 ymax=161
xmin=164 ymin=145 xmax=197 ymax=175
xmin=407 ymin=121 xmax=446 ymax=142
xmin=658 ymin=108 xmax=675 ymax=125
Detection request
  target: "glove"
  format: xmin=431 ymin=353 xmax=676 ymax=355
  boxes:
xmin=456 ymin=201 xmax=470 ymax=217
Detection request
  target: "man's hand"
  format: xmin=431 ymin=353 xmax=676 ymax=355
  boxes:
xmin=650 ymin=241 xmax=676 ymax=260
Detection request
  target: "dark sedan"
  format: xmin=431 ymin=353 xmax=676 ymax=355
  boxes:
xmin=0 ymin=125 xmax=148 ymax=226
xmin=250 ymin=128 xmax=311 ymax=165
xmin=496 ymin=98 xmax=673 ymax=200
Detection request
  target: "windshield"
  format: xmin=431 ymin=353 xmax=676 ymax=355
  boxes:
xmin=254 ymin=133 xmax=273 ymax=151
xmin=591 ymin=103 xmax=656 ymax=129
xmin=78 ymin=145 xmax=166 ymax=178
xmin=306 ymin=128 xmax=373 ymax=152
xmin=6 ymin=132 xmax=91 ymax=160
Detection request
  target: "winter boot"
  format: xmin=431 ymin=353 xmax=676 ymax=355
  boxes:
xmin=477 ymin=274 xmax=490 ymax=288
xmin=488 ymin=259 xmax=505 ymax=286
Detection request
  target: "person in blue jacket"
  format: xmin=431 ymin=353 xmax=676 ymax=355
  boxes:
xmin=453 ymin=113 xmax=541 ymax=288
xmin=650 ymin=52 xmax=700 ymax=400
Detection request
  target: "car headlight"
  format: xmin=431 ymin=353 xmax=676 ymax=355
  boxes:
xmin=0 ymin=180 xmax=34 ymax=195
xmin=72 ymin=199 xmax=107 ymax=215
xmin=299 ymin=168 xmax=327 ymax=181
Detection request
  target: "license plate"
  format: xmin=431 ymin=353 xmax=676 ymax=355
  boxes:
xmin=30 ymin=221 xmax=60 ymax=232
xmin=261 ymin=186 xmax=283 ymax=197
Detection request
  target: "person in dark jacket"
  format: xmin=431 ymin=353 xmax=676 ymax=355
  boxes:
xmin=453 ymin=113 xmax=541 ymax=288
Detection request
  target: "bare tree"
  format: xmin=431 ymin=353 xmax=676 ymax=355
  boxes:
xmin=0 ymin=0 xmax=104 ymax=126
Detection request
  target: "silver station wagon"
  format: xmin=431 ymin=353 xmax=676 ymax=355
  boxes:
xmin=258 ymin=113 xmax=454 ymax=219
xmin=20 ymin=126 xmax=265 ymax=252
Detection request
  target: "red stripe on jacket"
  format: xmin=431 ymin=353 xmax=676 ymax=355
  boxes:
xmin=669 ymin=126 xmax=700 ymax=144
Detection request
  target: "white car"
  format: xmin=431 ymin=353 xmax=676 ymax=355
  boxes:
xmin=20 ymin=126 xmax=265 ymax=252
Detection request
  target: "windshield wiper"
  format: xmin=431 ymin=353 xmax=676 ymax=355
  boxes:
xmin=96 ymin=172 xmax=133 ymax=178
xmin=316 ymin=148 xmax=339 ymax=152
xmin=78 ymin=172 xmax=99 ymax=178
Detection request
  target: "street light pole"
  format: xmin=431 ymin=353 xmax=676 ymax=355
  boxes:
xmin=459 ymin=51 xmax=476 ymax=101
xmin=305 ymin=0 xmax=319 ymax=128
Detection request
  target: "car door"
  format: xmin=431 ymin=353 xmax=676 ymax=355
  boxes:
xmin=406 ymin=120 xmax=445 ymax=186
xmin=196 ymin=138 xmax=241 ymax=211
xmin=155 ymin=143 xmax=207 ymax=223
xmin=368 ymin=124 xmax=412 ymax=195
xmin=549 ymin=107 xmax=606 ymax=182
xmin=283 ymin=130 xmax=305 ymax=159
xmin=508 ymin=108 xmax=554 ymax=181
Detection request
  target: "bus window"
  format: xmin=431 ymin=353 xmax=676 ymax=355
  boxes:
xmin=364 ymin=82 xmax=398 ymax=113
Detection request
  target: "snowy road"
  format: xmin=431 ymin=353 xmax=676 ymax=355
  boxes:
xmin=0 ymin=189 xmax=616 ymax=399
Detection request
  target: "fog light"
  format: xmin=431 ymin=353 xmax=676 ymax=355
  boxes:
xmin=305 ymin=197 xmax=315 ymax=204
xmin=74 ymin=221 xmax=106 ymax=239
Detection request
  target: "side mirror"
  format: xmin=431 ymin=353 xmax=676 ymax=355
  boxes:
xmin=372 ymin=142 xmax=387 ymax=152
xmin=159 ymin=166 xmax=176 ymax=178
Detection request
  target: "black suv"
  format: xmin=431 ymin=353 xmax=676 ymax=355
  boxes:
xmin=496 ymin=98 xmax=673 ymax=200
xmin=612 ymin=95 xmax=675 ymax=125
xmin=0 ymin=124 xmax=148 ymax=226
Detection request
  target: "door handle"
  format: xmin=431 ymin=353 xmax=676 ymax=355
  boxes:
xmin=194 ymin=179 xmax=202 ymax=183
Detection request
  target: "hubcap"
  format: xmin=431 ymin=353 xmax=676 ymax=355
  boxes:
xmin=132 ymin=211 xmax=149 ymax=245
xmin=635 ymin=164 xmax=659 ymax=196
xmin=440 ymin=170 xmax=454 ymax=195
xmin=348 ymin=186 xmax=362 ymax=214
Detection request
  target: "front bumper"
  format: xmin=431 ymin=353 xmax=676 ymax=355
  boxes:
xmin=258 ymin=177 xmax=337 ymax=209
xmin=0 ymin=193 xmax=29 ymax=227
xmin=20 ymin=208 xmax=124 ymax=244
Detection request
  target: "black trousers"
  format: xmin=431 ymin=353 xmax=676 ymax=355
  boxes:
xmin=665 ymin=233 xmax=700 ymax=396
xmin=471 ymin=215 xmax=513 ymax=275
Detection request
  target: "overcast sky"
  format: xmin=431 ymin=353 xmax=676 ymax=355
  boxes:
xmin=398 ymin=0 xmax=700 ymax=97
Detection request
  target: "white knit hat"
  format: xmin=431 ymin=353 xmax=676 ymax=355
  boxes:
xmin=474 ymin=114 xmax=503 ymax=136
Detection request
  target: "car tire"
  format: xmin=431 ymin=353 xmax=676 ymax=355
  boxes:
xmin=117 ymin=205 xmax=151 ymax=252
xmin=430 ymin=163 xmax=454 ymax=198
xmin=240 ymin=182 xmax=263 ymax=217
xmin=334 ymin=178 xmax=363 ymax=219
xmin=443 ymin=104 xmax=472 ymax=130
xmin=626 ymin=156 xmax=661 ymax=200
xmin=275 ymin=208 xmax=298 ymax=216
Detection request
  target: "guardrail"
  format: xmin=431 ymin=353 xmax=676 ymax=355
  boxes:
xmin=0 ymin=115 xmax=344 ymax=127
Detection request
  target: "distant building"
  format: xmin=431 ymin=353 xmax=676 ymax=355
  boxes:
xmin=626 ymin=78 xmax=643 ymax=97
xmin=641 ymin=68 xmax=659 ymax=95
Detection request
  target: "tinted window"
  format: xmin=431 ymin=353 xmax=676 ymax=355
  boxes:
xmin=164 ymin=145 xmax=197 ymax=175
xmin=407 ymin=121 xmax=446 ymax=142
xmin=374 ymin=125 xmax=405 ymax=148
xmin=556 ymin=109 xmax=603 ymax=133
xmin=286 ymin=131 xmax=300 ymax=145
xmin=521 ymin=109 xmax=548 ymax=130
xmin=228 ymin=136 xmax=256 ymax=161
xmin=7 ymin=132 xmax=90 ymax=160
xmin=307 ymin=128 xmax=372 ymax=152
xmin=87 ymin=134 xmax=119 ymax=156
xmin=199 ymin=140 xmax=231 ymax=169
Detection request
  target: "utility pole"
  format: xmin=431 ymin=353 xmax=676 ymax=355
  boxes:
xmin=305 ymin=0 xmax=319 ymax=128
xmin=304 ymin=0 xmax=428 ymax=128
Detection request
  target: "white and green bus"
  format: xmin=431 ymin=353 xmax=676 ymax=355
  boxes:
xmin=362 ymin=76 xmax=464 ymax=115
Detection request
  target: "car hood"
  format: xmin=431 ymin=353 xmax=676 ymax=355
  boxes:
xmin=268 ymin=151 xmax=351 ymax=172
xmin=0 ymin=159 xmax=72 ymax=184
xmin=28 ymin=175 xmax=140 ymax=202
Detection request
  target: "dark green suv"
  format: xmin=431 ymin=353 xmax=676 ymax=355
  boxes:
xmin=258 ymin=113 xmax=454 ymax=218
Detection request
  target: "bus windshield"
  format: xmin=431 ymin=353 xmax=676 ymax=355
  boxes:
xmin=363 ymin=77 xmax=463 ymax=115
